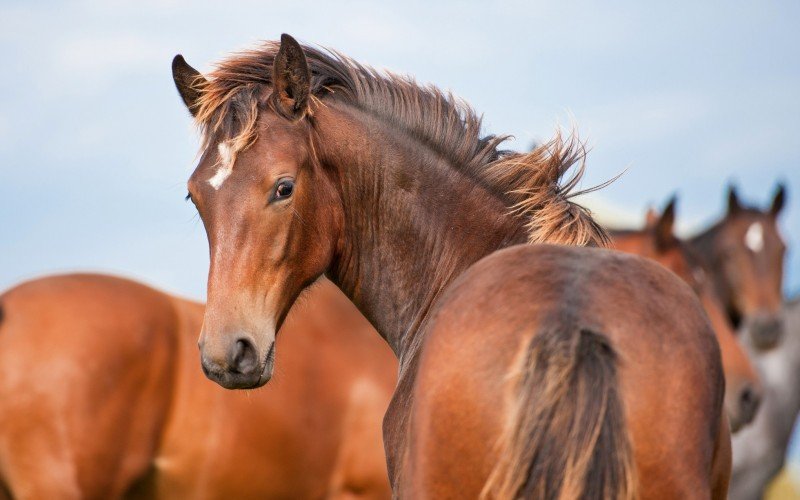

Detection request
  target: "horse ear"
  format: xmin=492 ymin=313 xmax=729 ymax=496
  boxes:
xmin=172 ymin=55 xmax=205 ymax=117
xmin=644 ymin=207 xmax=658 ymax=227
xmin=727 ymin=185 xmax=742 ymax=215
xmin=654 ymin=196 xmax=677 ymax=251
xmin=272 ymin=34 xmax=310 ymax=120
xmin=770 ymin=183 xmax=786 ymax=217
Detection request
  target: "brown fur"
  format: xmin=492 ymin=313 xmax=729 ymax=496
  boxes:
xmin=481 ymin=325 xmax=635 ymax=500
xmin=0 ymin=275 xmax=395 ymax=499
xmin=690 ymin=185 xmax=787 ymax=349
xmin=174 ymin=36 xmax=729 ymax=499
xmin=610 ymin=199 xmax=762 ymax=432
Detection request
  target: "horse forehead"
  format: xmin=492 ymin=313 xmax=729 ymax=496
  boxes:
xmin=744 ymin=221 xmax=764 ymax=253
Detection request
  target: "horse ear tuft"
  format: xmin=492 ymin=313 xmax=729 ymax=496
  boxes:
xmin=172 ymin=55 xmax=206 ymax=117
xmin=770 ymin=183 xmax=787 ymax=217
xmin=272 ymin=34 xmax=311 ymax=120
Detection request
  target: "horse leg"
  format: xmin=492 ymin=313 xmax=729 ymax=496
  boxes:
xmin=0 ymin=431 xmax=82 ymax=500
xmin=326 ymin=378 xmax=392 ymax=499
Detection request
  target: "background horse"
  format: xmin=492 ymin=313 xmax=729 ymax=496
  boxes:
xmin=730 ymin=297 xmax=800 ymax=500
xmin=609 ymin=198 xmax=762 ymax=432
xmin=174 ymin=34 xmax=730 ymax=498
xmin=0 ymin=274 xmax=395 ymax=499
xmin=690 ymin=185 xmax=787 ymax=350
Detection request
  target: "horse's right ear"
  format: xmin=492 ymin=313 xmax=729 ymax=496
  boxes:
xmin=727 ymin=185 xmax=742 ymax=215
xmin=172 ymin=55 xmax=205 ymax=117
xmin=770 ymin=183 xmax=787 ymax=217
xmin=654 ymin=196 xmax=677 ymax=251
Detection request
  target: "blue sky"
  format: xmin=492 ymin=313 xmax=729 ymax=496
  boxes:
xmin=1 ymin=0 xmax=798 ymax=301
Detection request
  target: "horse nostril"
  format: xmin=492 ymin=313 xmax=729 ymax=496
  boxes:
xmin=738 ymin=385 xmax=761 ymax=423
xmin=229 ymin=338 xmax=259 ymax=375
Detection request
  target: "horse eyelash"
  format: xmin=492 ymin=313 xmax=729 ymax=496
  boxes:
xmin=185 ymin=193 xmax=192 ymax=202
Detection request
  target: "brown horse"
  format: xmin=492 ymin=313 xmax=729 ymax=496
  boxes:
xmin=610 ymin=198 xmax=762 ymax=432
xmin=690 ymin=184 xmax=787 ymax=350
xmin=173 ymin=35 xmax=730 ymax=498
xmin=0 ymin=274 xmax=395 ymax=499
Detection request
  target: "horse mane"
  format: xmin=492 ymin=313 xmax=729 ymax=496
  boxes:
xmin=192 ymin=40 xmax=609 ymax=247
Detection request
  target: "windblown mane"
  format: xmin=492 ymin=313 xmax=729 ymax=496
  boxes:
xmin=192 ymin=40 xmax=609 ymax=247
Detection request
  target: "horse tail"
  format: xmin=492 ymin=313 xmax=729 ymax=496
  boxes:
xmin=481 ymin=325 xmax=637 ymax=500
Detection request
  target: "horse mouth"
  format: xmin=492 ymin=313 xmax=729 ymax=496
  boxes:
xmin=260 ymin=342 xmax=276 ymax=381
xmin=201 ymin=342 xmax=276 ymax=390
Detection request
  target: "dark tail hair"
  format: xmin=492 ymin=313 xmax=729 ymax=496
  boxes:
xmin=481 ymin=326 xmax=637 ymax=499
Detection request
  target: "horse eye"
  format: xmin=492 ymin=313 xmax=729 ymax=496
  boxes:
xmin=273 ymin=179 xmax=294 ymax=201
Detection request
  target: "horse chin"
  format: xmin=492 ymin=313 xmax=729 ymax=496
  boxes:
xmin=205 ymin=365 xmax=273 ymax=390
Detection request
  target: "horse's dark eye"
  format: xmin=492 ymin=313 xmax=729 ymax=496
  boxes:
xmin=274 ymin=179 xmax=294 ymax=200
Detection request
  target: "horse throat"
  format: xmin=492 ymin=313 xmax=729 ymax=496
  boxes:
xmin=313 ymin=102 xmax=527 ymax=357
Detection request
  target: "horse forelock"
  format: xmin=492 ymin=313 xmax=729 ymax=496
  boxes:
xmin=192 ymin=40 xmax=607 ymax=247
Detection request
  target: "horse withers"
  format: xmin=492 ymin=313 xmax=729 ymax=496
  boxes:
xmin=174 ymin=34 xmax=730 ymax=498
xmin=610 ymin=197 xmax=762 ymax=432
xmin=690 ymin=185 xmax=787 ymax=350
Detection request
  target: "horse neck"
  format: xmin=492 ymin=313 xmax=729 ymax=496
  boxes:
xmin=688 ymin=221 xmax=722 ymax=261
xmin=609 ymin=230 xmax=650 ymax=255
xmin=689 ymin=222 xmax=734 ymax=310
xmin=312 ymin=102 xmax=528 ymax=359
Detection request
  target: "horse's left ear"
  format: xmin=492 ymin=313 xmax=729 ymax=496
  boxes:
xmin=770 ymin=183 xmax=786 ymax=217
xmin=654 ymin=195 xmax=677 ymax=251
xmin=272 ymin=34 xmax=311 ymax=120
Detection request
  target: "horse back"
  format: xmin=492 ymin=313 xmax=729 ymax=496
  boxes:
xmin=0 ymin=273 xmax=180 ymax=499
xmin=402 ymin=244 xmax=727 ymax=499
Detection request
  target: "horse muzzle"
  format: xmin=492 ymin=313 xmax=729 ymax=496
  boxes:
xmin=747 ymin=313 xmax=784 ymax=351
xmin=200 ymin=337 xmax=275 ymax=389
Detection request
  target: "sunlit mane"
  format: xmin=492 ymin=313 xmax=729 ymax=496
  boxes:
xmin=191 ymin=40 xmax=609 ymax=247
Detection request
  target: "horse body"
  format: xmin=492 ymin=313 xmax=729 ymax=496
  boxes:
xmin=610 ymin=200 xmax=761 ymax=432
xmin=0 ymin=274 xmax=178 ymax=499
xmin=0 ymin=274 xmax=395 ymax=499
xmin=405 ymin=245 xmax=727 ymax=498
xmin=730 ymin=297 xmax=800 ymax=500
xmin=174 ymin=35 xmax=730 ymax=498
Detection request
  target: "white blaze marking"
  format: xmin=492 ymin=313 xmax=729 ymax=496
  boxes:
xmin=208 ymin=143 xmax=234 ymax=189
xmin=744 ymin=222 xmax=764 ymax=253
